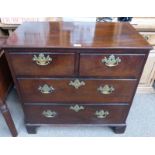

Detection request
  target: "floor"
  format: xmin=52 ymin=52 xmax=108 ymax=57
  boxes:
xmin=0 ymin=88 xmax=155 ymax=137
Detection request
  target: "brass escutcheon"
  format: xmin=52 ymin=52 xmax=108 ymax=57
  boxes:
xmin=42 ymin=110 xmax=57 ymax=118
xmin=33 ymin=53 xmax=52 ymax=66
xmin=69 ymin=104 xmax=85 ymax=112
xmin=97 ymin=85 xmax=115 ymax=95
xmin=95 ymin=110 xmax=109 ymax=118
xmin=102 ymin=54 xmax=121 ymax=67
xmin=69 ymin=79 xmax=85 ymax=89
xmin=38 ymin=84 xmax=55 ymax=94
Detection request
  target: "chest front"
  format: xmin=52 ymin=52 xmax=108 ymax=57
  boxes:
xmin=4 ymin=22 xmax=152 ymax=134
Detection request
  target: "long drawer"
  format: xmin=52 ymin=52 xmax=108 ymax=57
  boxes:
xmin=24 ymin=104 xmax=129 ymax=124
xmin=8 ymin=53 xmax=75 ymax=76
xmin=18 ymin=78 xmax=137 ymax=103
xmin=80 ymin=53 xmax=146 ymax=78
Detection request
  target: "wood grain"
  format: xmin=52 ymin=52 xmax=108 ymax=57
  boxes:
xmin=8 ymin=53 xmax=75 ymax=76
xmin=25 ymin=104 xmax=129 ymax=124
xmin=18 ymin=78 xmax=137 ymax=103
xmin=80 ymin=53 xmax=146 ymax=78
xmin=5 ymin=22 xmax=152 ymax=49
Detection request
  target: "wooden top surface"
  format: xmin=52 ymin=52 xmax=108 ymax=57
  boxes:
xmin=5 ymin=21 xmax=152 ymax=49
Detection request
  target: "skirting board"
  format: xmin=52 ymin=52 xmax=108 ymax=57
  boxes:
xmin=137 ymin=86 xmax=155 ymax=93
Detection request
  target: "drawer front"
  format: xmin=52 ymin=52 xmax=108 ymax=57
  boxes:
xmin=25 ymin=105 xmax=129 ymax=124
xmin=80 ymin=54 xmax=146 ymax=78
xmin=18 ymin=78 xmax=137 ymax=103
xmin=8 ymin=53 xmax=75 ymax=76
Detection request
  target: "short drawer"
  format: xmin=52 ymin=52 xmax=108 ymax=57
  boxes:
xmin=80 ymin=53 xmax=146 ymax=78
xmin=24 ymin=104 xmax=129 ymax=124
xmin=8 ymin=53 xmax=75 ymax=76
xmin=18 ymin=78 xmax=137 ymax=103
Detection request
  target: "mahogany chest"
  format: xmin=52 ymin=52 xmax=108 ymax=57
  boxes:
xmin=4 ymin=22 xmax=152 ymax=134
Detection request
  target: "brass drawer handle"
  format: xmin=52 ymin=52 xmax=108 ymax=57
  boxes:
xmin=38 ymin=84 xmax=55 ymax=94
xmin=69 ymin=79 xmax=85 ymax=89
xmin=95 ymin=110 xmax=109 ymax=118
xmin=33 ymin=53 xmax=52 ymax=66
xmin=97 ymin=85 xmax=115 ymax=95
xmin=70 ymin=104 xmax=85 ymax=112
xmin=42 ymin=110 xmax=57 ymax=118
xmin=102 ymin=54 xmax=121 ymax=67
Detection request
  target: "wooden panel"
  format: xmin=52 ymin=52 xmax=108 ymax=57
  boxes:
xmin=8 ymin=53 xmax=75 ymax=76
xmin=18 ymin=78 xmax=137 ymax=103
xmin=25 ymin=104 xmax=129 ymax=124
xmin=80 ymin=54 xmax=146 ymax=78
xmin=5 ymin=22 xmax=151 ymax=49
xmin=132 ymin=17 xmax=155 ymax=93
xmin=138 ymin=49 xmax=155 ymax=93
xmin=139 ymin=51 xmax=155 ymax=86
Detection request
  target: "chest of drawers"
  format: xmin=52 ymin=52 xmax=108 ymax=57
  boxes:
xmin=4 ymin=22 xmax=152 ymax=134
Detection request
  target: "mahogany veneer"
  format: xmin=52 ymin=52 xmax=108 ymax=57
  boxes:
xmin=18 ymin=78 xmax=137 ymax=103
xmin=80 ymin=53 xmax=146 ymax=78
xmin=25 ymin=105 xmax=129 ymax=124
xmin=8 ymin=53 xmax=75 ymax=76
xmin=4 ymin=22 xmax=152 ymax=134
